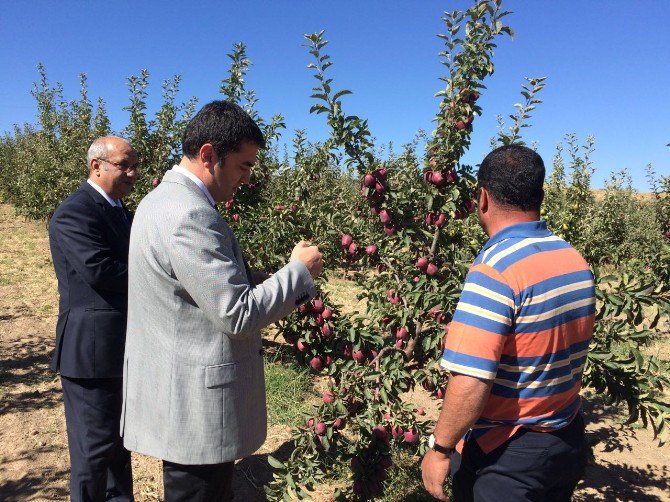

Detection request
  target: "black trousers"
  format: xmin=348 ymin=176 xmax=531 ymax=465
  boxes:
xmin=163 ymin=460 xmax=234 ymax=502
xmin=61 ymin=376 xmax=133 ymax=502
xmin=451 ymin=414 xmax=587 ymax=502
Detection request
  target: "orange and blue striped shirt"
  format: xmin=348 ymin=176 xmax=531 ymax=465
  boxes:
xmin=440 ymin=220 xmax=595 ymax=453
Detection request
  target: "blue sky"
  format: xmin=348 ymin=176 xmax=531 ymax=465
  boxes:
xmin=1 ymin=0 xmax=668 ymax=190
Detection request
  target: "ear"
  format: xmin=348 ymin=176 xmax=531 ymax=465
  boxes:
xmin=199 ymin=143 xmax=215 ymax=168
xmin=478 ymin=186 xmax=490 ymax=213
xmin=90 ymin=158 xmax=102 ymax=177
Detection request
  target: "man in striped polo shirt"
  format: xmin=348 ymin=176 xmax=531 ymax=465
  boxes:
xmin=422 ymin=145 xmax=595 ymax=501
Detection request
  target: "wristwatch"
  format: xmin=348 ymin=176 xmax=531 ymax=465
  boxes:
xmin=428 ymin=434 xmax=455 ymax=456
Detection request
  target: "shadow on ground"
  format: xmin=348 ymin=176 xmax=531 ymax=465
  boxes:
xmin=233 ymin=440 xmax=295 ymax=501
xmin=576 ymin=394 xmax=670 ymax=501
xmin=0 ymin=334 xmax=60 ymax=416
xmin=0 ymin=446 xmax=69 ymax=501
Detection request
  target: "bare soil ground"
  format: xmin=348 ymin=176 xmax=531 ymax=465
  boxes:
xmin=1 ymin=203 xmax=668 ymax=501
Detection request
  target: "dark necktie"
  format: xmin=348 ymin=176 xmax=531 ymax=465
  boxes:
xmin=111 ymin=206 xmax=131 ymax=235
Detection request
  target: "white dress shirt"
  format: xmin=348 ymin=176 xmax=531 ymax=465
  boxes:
xmin=87 ymin=179 xmax=122 ymax=207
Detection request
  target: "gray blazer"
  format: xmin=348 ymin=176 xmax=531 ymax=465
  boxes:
xmin=121 ymin=170 xmax=316 ymax=465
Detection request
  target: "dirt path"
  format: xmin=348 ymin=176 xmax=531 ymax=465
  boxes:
xmin=0 ymin=203 xmax=668 ymax=501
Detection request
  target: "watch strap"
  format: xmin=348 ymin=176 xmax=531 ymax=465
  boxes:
xmin=431 ymin=436 xmax=455 ymax=456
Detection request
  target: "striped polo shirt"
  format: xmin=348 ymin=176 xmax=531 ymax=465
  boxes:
xmin=440 ymin=220 xmax=595 ymax=453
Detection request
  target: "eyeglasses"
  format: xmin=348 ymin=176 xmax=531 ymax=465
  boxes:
xmin=97 ymin=158 xmax=140 ymax=172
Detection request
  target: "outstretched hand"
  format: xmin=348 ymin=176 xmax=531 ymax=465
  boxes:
xmin=290 ymin=240 xmax=323 ymax=279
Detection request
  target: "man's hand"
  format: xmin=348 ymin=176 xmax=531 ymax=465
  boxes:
xmin=290 ymin=241 xmax=323 ymax=279
xmin=421 ymin=449 xmax=451 ymax=501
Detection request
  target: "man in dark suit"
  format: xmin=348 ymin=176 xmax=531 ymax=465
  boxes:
xmin=49 ymin=136 xmax=138 ymax=502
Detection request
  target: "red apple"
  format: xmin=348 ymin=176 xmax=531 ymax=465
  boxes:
xmin=231 ymin=213 xmax=240 ymax=222
xmin=387 ymin=289 xmax=400 ymax=304
xmin=312 ymin=299 xmax=324 ymax=313
xmin=352 ymin=350 xmax=366 ymax=363
xmin=310 ymin=356 xmax=323 ymax=371
xmin=423 ymin=171 xmax=434 ymax=183
xmin=372 ymin=425 xmax=388 ymax=441
xmin=383 ymin=224 xmax=396 ymax=236
xmin=341 ymin=234 xmax=353 ymax=248
xmin=415 ymin=407 xmax=426 ymax=416
xmin=225 ymin=199 xmax=234 ymax=210
xmin=322 ymin=391 xmax=334 ymax=404
xmin=436 ymin=387 xmax=445 ymax=399
xmin=431 ymin=170 xmax=445 ymax=186
xmin=379 ymin=209 xmax=391 ymax=224
xmin=404 ymin=428 xmax=419 ymax=444
xmin=456 ymin=120 xmax=466 ymax=130
xmin=363 ymin=173 xmax=375 ymax=187
xmin=333 ymin=417 xmax=345 ymax=430
xmin=396 ymin=326 xmax=408 ymax=340
xmin=365 ymin=244 xmax=377 ymax=256
xmin=395 ymin=338 xmax=404 ymax=348
xmin=435 ymin=213 xmax=447 ymax=227
xmin=322 ymin=308 xmax=332 ymax=320
xmin=426 ymin=262 xmax=438 ymax=276
xmin=152 ymin=178 xmax=160 ymax=188
xmin=416 ymin=257 xmax=428 ymax=270
xmin=391 ymin=425 xmax=405 ymax=440
xmin=321 ymin=324 xmax=333 ymax=338
xmin=315 ymin=422 xmax=327 ymax=436
xmin=445 ymin=170 xmax=457 ymax=183
xmin=296 ymin=340 xmax=309 ymax=352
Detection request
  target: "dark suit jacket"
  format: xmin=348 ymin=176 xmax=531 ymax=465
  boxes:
xmin=48 ymin=181 xmax=132 ymax=378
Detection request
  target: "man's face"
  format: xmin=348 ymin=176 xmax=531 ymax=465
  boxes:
xmin=211 ymin=141 xmax=259 ymax=203
xmin=92 ymin=139 xmax=139 ymax=200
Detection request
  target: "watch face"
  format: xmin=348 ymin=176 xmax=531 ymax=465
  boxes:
xmin=428 ymin=434 xmax=435 ymax=448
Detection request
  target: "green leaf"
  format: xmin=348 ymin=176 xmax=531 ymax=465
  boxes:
xmin=268 ymin=455 xmax=285 ymax=469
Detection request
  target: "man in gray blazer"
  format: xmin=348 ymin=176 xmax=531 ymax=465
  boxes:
xmin=121 ymin=101 xmax=323 ymax=501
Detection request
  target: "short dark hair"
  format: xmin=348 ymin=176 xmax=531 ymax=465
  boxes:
xmin=477 ymin=145 xmax=545 ymax=211
xmin=182 ymin=100 xmax=265 ymax=160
